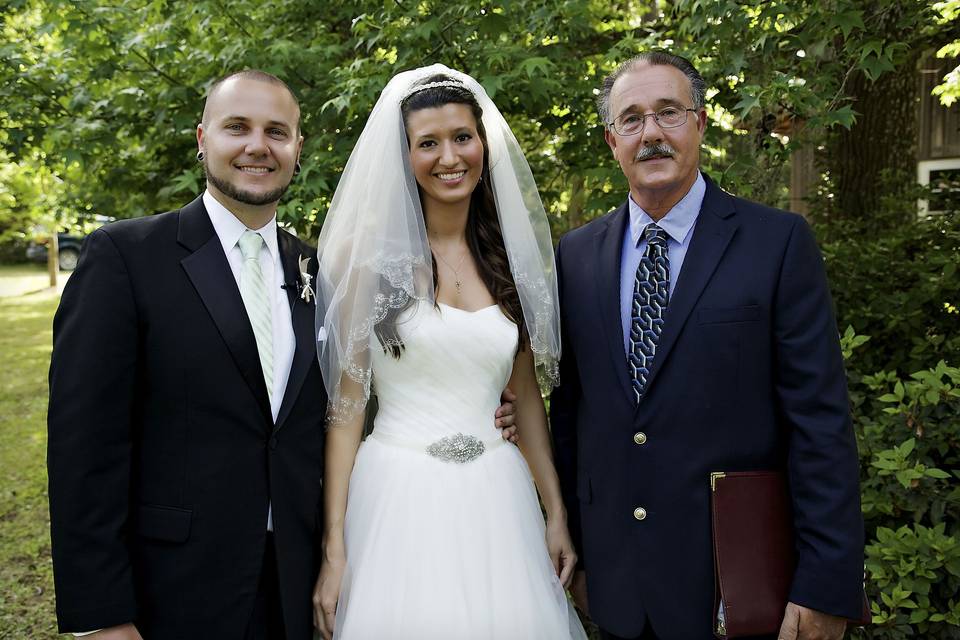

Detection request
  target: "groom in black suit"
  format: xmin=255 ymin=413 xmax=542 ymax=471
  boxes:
xmin=48 ymin=71 xmax=325 ymax=639
xmin=551 ymin=52 xmax=864 ymax=639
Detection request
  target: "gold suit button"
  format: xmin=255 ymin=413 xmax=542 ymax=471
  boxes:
xmin=633 ymin=432 xmax=647 ymax=445
xmin=633 ymin=507 xmax=647 ymax=521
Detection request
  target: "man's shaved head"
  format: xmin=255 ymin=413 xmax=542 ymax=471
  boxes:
xmin=202 ymin=69 xmax=301 ymax=133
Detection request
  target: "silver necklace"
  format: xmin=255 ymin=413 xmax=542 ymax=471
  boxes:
xmin=433 ymin=246 xmax=469 ymax=294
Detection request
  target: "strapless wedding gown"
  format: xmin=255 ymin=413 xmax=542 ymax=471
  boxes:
xmin=333 ymin=302 xmax=587 ymax=639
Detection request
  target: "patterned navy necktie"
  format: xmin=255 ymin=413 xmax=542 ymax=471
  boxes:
xmin=628 ymin=223 xmax=670 ymax=403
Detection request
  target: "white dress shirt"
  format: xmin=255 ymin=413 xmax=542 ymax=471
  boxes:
xmin=204 ymin=190 xmax=295 ymax=531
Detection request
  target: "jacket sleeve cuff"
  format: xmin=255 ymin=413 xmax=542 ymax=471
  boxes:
xmin=56 ymin=597 xmax=138 ymax=636
xmin=789 ymin=561 xmax=865 ymax=620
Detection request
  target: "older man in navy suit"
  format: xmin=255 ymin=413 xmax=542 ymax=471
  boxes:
xmin=550 ymin=51 xmax=864 ymax=640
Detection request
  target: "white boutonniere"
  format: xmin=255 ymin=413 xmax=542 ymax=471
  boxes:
xmin=298 ymin=254 xmax=315 ymax=304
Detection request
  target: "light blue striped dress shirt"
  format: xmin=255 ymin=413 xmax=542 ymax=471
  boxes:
xmin=620 ymin=172 xmax=706 ymax=355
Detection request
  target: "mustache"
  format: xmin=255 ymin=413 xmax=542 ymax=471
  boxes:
xmin=635 ymin=144 xmax=676 ymax=162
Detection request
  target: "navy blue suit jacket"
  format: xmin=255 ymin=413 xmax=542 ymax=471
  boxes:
xmin=550 ymin=178 xmax=864 ymax=639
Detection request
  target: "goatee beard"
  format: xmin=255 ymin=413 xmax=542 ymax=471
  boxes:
xmin=204 ymin=163 xmax=291 ymax=206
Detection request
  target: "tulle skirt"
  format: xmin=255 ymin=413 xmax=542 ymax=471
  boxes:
xmin=333 ymin=435 xmax=587 ymax=640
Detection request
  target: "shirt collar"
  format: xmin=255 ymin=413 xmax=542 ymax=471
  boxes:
xmin=203 ymin=190 xmax=279 ymax=262
xmin=628 ymin=171 xmax=706 ymax=247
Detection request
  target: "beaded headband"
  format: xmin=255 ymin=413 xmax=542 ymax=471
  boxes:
xmin=401 ymin=80 xmax=470 ymax=101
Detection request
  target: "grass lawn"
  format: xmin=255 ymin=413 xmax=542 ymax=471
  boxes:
xmin=0 ymin=264 xmax=63 ymax=298
xmin=0 ymin=265 xmax=62 ymax=638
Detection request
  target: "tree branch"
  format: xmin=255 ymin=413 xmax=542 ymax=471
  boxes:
xmin=0 ymin=59 xmax=76 ymax=119
xmin=213 ymin=0 xmax=255 ymax=40
xmin=69 ymin=1 xmax=200 ymax=97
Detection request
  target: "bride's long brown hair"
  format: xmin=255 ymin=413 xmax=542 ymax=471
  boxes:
xmin=375 ymin=74 xmax=527 ymax=358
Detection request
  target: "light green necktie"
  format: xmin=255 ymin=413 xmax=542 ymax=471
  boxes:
xmin=238 ymin=230 xmax=274 ymax=403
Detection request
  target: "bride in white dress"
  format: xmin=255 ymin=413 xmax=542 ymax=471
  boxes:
xmin=314 ymin=64 xmax=587 ymax=640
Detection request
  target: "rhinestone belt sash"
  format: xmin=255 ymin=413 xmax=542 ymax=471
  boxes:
xmin=368 ymin=430 xmax=506 ymax=463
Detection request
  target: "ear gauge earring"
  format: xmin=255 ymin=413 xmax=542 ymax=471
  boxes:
xmin=196 ymin=151 xmax=205 ymax=162
xmin=294 ymin=161 xmax=302 ymax=176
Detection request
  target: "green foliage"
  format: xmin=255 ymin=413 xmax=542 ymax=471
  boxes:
xmin=865 ymin=524 xmax=960 ymax=634
xmin=845 ymin=352 xmax=960 ymax=639
xmin=811 ymin=168 xmax=960 ymax=376
xmin=668 ymin=0 xmax=940 ymax=206
xmin=840 ymin=325 xmax=871 ymax=361
xmin=830 ymin=198 xmax=960 ymax=636
xmin=933 ymin=1 xmax=960 ymax=107
xmin=1 ymin=0 xmax=632 ymax=235
xmin=0 ymin=149 xmax=66 ymax=263
xmin=857 ymin=361 xmax=960 ymax=520
xmin=823 ymin=177 xmax=959 ymax=637
xmin=820 ymin=208 xmax=960 ymax=375
xmin=2 ymin=0 xmax=953 ymax=236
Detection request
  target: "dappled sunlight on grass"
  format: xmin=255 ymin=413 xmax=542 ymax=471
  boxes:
xmin=0 ymin=264 xmax=70 ymax=299
xmin=0 ymin=273 xmax=59 ymax=638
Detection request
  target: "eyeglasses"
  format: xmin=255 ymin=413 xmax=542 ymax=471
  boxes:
xmin=608 ymin=106 xmax=698 ymax=136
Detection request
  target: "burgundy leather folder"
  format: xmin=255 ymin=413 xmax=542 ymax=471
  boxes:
xmin=710 ymin=470 xmax=870 ymax=638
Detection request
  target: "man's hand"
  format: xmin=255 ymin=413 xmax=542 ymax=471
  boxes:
xmin=82 ymin=624 xmax=143 ymax=640
xmin=778 ymin=602 xmax=847 ymax=640
xmin=569 ymin=570 xmax=589 ymax=617
xmin=496 ymin=387 xmax=518 ymax=443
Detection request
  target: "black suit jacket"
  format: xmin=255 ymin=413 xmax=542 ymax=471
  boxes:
xmin=550 ymin=178 xmax=864 ymax=639
xmin=48 ymin=196 xmax=327 ymax=638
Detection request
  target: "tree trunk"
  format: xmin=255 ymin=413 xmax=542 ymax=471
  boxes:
xmin=826 ymin=68 xmax=919 ymax=220
xmin=821 ymin=46 xmax=924 ymax=223
xmin=47 ymin=232 xmax=58 ymax=288
xmin=566 ymin=174 xmax=586 ymax=236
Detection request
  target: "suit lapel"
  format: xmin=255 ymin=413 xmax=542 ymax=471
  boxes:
xmin=639 ymin=179 xmax=739 ymax=397
xmin=592 ymin=202 xmax=635 ymax=404
xmin=273 ymin=230 xmax=317 ymax=432
xmin=178 ymin=197 xmax=273 ymax=426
